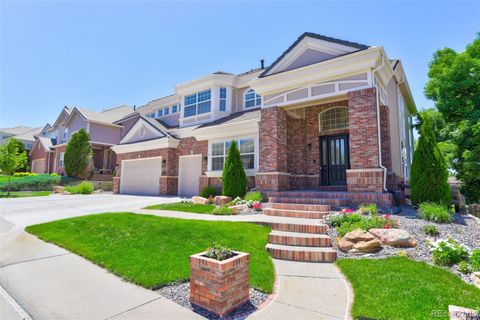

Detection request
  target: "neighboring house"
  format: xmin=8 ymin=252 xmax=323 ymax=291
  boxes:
xmin=29 ymin=105 xmax=134 ymax=175
xmin=111 ymin=32 xmax=416 ymax=203
xmin=0 ymin=125 xmax=49 ymax=150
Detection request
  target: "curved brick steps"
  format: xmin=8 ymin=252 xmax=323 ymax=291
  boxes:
xmin=270 ymin=202 xmax=331 ymax=212
xmin=268 ymin=196 xmax=349 ymax=206
xmin=268 ymin=230 xmax=332 ymax=247
xmin=265 ymin=244 xmax=337 ymax=262
xmin=264 ymin=208 xmax=328 ymax=219
xmin=269 ymin=222 xmax=328 ymax=234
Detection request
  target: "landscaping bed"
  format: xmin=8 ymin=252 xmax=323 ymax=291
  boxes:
xmin=0 ymin=174 xmax=79 ymax=192
xmin=0 ymin=191 xmax=51 ymax=198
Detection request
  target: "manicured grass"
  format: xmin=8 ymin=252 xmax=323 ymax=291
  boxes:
xmin=144 ymin=202 xmax=216 ymax=214
xmin=0 ymin=191 xmax=51 ymax=198
xmin=337 ymin=257 xmax=480 ymax=319
xmin=26 ymin=213 xmax=274 ymax=292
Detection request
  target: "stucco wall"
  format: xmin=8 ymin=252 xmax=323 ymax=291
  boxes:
xmin=89 ymin=123 xmax=122 ymax=145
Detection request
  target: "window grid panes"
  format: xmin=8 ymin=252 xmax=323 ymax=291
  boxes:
xmin=184 ymin=90 xmax=211 ymax=117
xmin=244 ymin=89 xmax=261 ymax=108
xmin=164 ymin=107 xmax=169 ymax=115
xmin=319 ymin=107 xmax=349 ymax=132
xmin=211 ymin=139 xmax=255 ymax=171
xmin=172 ymin=105 xmax=178 ymax=113
xmin=219 ymin=87 xmax=227 ymax=111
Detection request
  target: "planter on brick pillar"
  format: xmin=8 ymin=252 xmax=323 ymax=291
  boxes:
xmin=113 ymin=177 xmax=121 ymax=194
xmin=256 ymin=107 xmax=290 ymax=191
xmin=347 ymin=88 xmax=384 ymax=192
xmin=190 ymin=251 xmax=250 ymax=317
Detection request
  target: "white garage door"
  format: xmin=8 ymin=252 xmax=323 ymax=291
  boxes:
xmin=121 ymin=157 xmax=162 ymax=195
xmin=31 ymin=159 xmax=46 ymax=174
xmin=178 ymin=155 xmax=202 ymax=197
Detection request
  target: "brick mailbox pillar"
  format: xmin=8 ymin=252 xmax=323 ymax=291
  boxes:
xmin=190 ymin=251 xmax=250 ymax=317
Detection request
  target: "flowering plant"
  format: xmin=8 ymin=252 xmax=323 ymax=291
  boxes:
xmin=204 ymin=242 xmax=235 ymax=261
xmin=428 ymin=238 xmax=470 ymax=266
xmin=252 ymin=202 xmax=262 ymax=211
xmin=231 ymin=197 xmax=261 ymax=209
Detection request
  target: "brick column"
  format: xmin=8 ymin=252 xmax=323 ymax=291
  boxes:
xmin=113 ymin=177 xmax=120 ymax=193
xmin=256 ymin=107 xmax=290 ymax=191
xmin=346 ymin=88 xmax=384 ymax=192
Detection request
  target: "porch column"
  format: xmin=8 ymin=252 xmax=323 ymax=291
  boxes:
xmin=255 ymin=107 xmax=290 ymax=191
xmin=347 ymin=88 xmax=384 ymax=192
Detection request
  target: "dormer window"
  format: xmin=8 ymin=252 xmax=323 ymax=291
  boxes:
xmin=146 ymin=113 xmax=156 ymax=118
xmin=184 ymin=89 xmax=211 ymax=117
xmin=244 ymin=89 xmax=261 ymax=108
xmin=219 ymin=87 xmax=227 ymax=111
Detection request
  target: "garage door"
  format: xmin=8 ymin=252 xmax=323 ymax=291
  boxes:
xmin=178 ymin=155 xmax=202 ymax=197
xmin=31 ymin=159 xmax=46 ymax=174
xmin=121 ymin=157 xmax=162 ymax=195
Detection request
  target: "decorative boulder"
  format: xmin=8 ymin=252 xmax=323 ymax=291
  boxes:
xmin=191 ymin=196 xmax=208 ymax=204
xmin=344 ymin=229 xmax=376 ymax=242
xmin=369 ymin=228 xmax=417 ymax=248
xmin=351 ymin=239 xmax=382 ymax=254
xmin=53 ymin=185 xmax=64 ymax=193
xmin=228 ymin=204 xmax=249 ymax=214
xmin=472 ymin=272 xmax=480 ymax=289
xmin=339 ymin=230 xmax=382 ymax=254
xmin=214 ymin=196 xmax=232 ymax=206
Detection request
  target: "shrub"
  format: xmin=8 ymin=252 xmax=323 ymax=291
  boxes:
xmin=0 ymin=174 xmax=77 ymax=192
xmin=65 ymin=181 xmax=94 ymax=194
xmin=204 ymin=242 xmax=235 ymax=261
xmin=50 ymin=172 xmax=58 ymax=176
xmin=419 ymin=203 xmax=452 ymax=223
xmin=64 ymin=129 xmax=93 ymax=179
xmin=458 ymin=261 xmax=472 ymax=274
xmin=470 ymin=250 xmax=480 ymax=271
xmin=212 ymin=206 xmax=234 ymax=215
xmin=429 ymin=238 xmax=469 ymax=266
xmin=222 ymin=140 xmax=247 ymax=198
xmin=358 ymin=203 xmax=378 ymax=215
xmin=410 ymin=114 xmax=451 ymax=206
xmin=327 ymin=212 xmax=398 ymax=237
xmin=200 ymin=186 xmax=217 ymax=198
xmin=8 ymin=138 xmax=28 ymax=172
xmin=13 ymin=172 xmax=37 ymax=177
xmin=423 ymin=224 xmax=440 ymax=236
xmin=245 ymin=191 xmax=263 ymax=202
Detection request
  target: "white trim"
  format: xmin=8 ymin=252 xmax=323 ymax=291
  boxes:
xmin=244 ymin=88 xmax=262 ymax=109
xmin=112 ymin=137 xmax=180 ymax=154
xmin=119 ymin=118 xmax=165 ymax=144
xmin=120 ymin=156 xmax=163 ymax=194
xmin=193 ymin=118 xmax=259 ymax=141
xmin=178 ymin=154 xmax=202 ymax=196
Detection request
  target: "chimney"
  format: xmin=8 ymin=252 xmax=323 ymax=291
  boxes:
xmin=260 ymin=59 xmax=265 ymax=69
xmin=133 ymin=105 xmax=136 ymax=111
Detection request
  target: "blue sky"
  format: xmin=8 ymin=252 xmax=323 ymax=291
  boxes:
xmin=1 ymin=1 xmax=479 ymax=128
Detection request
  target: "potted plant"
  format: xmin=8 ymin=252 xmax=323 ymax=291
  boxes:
xmin=190 ymin=243 xmax=250 ymax=317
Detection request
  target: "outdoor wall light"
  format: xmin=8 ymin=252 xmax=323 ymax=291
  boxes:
xmin=203 ymin=156 xmax=208 ymax=165
xmin=308 ymin=143 xmax=312 ymax=151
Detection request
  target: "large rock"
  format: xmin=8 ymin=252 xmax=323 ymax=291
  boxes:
xmin=191 ymin=196 xmax=208 ymax=205
xmin=338 ymin=237 xmax=354 ymax=252
xmin=369 ymin=228 xmax=417 ymax=248
xmin=53 ymin=185 xmax=64 ymax=193
xmin=228 ymin=204 xmax=249 ymax=214
xmin=352 ymin=238 xmax=382 ymax=253
xmin=338 ymin=230 xmax=382 ymax=254
xmin=344 ymin=229 xmax=376 ymax=242
xmin=472 ymin=272 xmax=480 ymax=289
xmin=214 ymin=196 xmax=232 ymax=206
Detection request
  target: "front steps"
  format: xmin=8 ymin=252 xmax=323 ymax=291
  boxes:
xmin=265 ymin=244 xmax=337 ymax=263
xmin=269 ymin=230 xmax=332 ymax=247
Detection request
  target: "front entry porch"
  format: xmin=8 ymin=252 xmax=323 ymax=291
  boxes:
xmin=91 ymin=144 xmax=115 ymax=181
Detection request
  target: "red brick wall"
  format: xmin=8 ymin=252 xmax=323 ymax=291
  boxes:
xmin=380 ymin=105 xmax=392 ymax=172
xmin=287 ymin=117 xmax=306 ymax=174
xmin=177 ymin=137 xmax=208 ymax=175
xmin=347 ymin=169 xmax=384 ymax=192
xmin=29 ymin=141 xmax=49 ymax=173
xmin=54 ymin=146 xmax=67 ymax=175
xmin=258 ymin=107 xmax=288 ymax=172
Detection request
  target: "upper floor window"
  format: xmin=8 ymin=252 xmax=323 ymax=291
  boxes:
xmin=244 ymin=89 xmax=261 ymax=108
xmin=172 ymin=105 xmax=178 ymax=113
xmin=59 ymin=152 xmax=65 ymax=167
xmin=319 ymin=107 xmax=349 ymax=132
xmin=219 ymin=87 xmax=227 ymax=111
xmin=211 ymin=138 xmax=255 ymax=171
xmin=157 ymin=109 xmax=163 ymax=117
xmin=164 ymin=107 xmax=169 ymax=115
xmin=63 ymin=128 xmax=68 ymax=142
xmin=184 ymin=89 xmax=211 ymax=117
xmin=146 ymin=113 xmax=156 ymax=118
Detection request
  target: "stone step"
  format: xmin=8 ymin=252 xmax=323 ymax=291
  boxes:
xmin=269 ymin=202 xmax=331 ymax=212
xmin=265 ymin=244 xmax=337 ymax=262
xmin=269 ymin=196 xmax=349 ymax=206
xmin=268 ymin=230 xmax=332 ymax=247
xmin=264 ymin=208 xmax=329 ymax=219
xmin=269 ymin=222 xmax=328 ymax=234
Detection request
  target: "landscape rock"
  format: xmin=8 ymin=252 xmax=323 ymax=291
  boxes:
xmin=191 ymin=196 xmax=208 ymax=205
xmin=53 ymin=185 xmax=64 ymax=193
xmin=448 ymin=305 xmax=479 ymax=320
xmin=344 ymin=229 xmax=376 ymax=242
xmin=471 ymin=272 xmax=480 ymax=289
xmin=338 ymin=230 xmax=382 ymax=254
xmin=214 ymin=196 xmax=231 ymax=206
xmin=94 ymin=189 xmax=103 ymax=193
xmin=62 ymin=191 xmax=71 ymax=195
xmin=228 ymin=204 xmax=249 ymax=214
xmin=369 ymin=228 xmax=417 ymax=248
xmin=352 ymin=238 xmax=382 ymax=253
xmin=338 ymin=237 xmax=354 ymax=252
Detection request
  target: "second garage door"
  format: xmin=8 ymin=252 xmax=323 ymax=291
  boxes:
xmin=121 ymin=157 xmax=162 ymax=195
xmin=178 ymin=155 xmax=202 ymax=197
xmin=31 ymin=159 xmax=46 ymax=174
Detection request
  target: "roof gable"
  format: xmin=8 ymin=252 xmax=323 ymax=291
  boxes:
xmin=260 ymin=32 xmax=369 ymax=77
xmin=119 ymin=117 xmax=166 ymax=144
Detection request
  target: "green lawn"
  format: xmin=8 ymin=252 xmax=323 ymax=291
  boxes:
xmin=26 ymin=213 xmax=274 ymax=292
xmin=337 ymin=257 xmax=480 ymax=320
xmin=144 ymin=202 xmax=216 ymax=214
xmin=0 ymin=191 xmax=51 ymax=198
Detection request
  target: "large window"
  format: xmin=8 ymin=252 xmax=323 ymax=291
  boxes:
xmin=319 ymin=107 xmax=349 ymax=132
xmin=62 ymin=128 xmax=68 ymax=142
xmin=219 ymin=87 xmax=227 ymax=111
xmin=211 ymin=138 xmax=255 ymax=171
xmin=184 ymin=89 xmax=211 ymax=117
xmin=59 ymin=152 xmax=65 ymax=167
xmin=244 ymin=89 xmax=261 ymax=108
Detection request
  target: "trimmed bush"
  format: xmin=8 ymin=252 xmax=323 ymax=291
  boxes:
xmin=65 ymin=181 xmax=94 ymax=194
xmin=221 ymin=140 xmax=247 ymax=198
xmin=200 ymin=186 xmax=217 ymax=198
xmin=358 ymin=203 xmax=378 ymax=215
xmin=64 ymin=129 xmax=93 ymax=179
xmin=245 ymin=191 xmax=263 ymax=202
xmin=419 ymin=203 xmax=452 ymax=223
xmin=212 ymin=206 xmax=234 ymax=216
xmin=410 ymin=114 xmax=451 ymax=206
xmin=13 ymin=172 xmax=37 ymax=177
xmin=0 ymin=174 xmax=77 ymax=192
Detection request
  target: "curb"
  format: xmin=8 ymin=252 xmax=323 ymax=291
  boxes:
xmin=0 ymin=284 xmax=32 ymax=320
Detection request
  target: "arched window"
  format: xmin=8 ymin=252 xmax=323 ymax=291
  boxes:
xmin=244 ymin=89 xmax=261 ymax=108
xmin=319 ymin=107 xmax=349 ymax=132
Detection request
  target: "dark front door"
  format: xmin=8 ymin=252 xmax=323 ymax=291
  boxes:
xmin=320 ymin=134 xmax=349 ymax=186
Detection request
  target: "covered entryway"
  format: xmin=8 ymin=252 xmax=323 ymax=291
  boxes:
xmin=178 ymin=155 xmax=202 ymax=196
xmin=320 ymin=134 xmax=349 ymax=186
xmin=31 ymin=159 xmax=46 ymax=174
xmin=120 ymin=157 xmax=162 ymax=195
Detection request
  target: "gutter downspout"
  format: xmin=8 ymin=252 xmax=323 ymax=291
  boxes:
xmin=372 ymin=58 xmax=388 ymax=192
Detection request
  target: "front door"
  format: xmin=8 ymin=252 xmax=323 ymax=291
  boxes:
xmin=320 ymin=134 xmax=349 ymax=186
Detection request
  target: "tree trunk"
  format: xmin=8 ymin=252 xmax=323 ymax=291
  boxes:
xmin=7 ymin=175 xmax=11 ymax=196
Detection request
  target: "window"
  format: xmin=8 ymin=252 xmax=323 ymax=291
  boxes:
xmin=184 ymin=89 xmax=212 ymax=117
xmin=244 ymin=89 xmax=261 ymax=108
xmin=146 ymin=113 xmax=156 ymax=118
xmin=63 ymin=128 xmax=68 ymax=142
xmin=157 ymin=109 xmax=163 ymax=117
xmin=59 ymin=152 xmax=65 ymax=167
xmin=172 ymin=105 xmax=178 ymax=113
xmin=211 ymin=138 xmax=255 ymax=171
xmin=164 ymin=107 xmax=169 ymax=115
xmin=219 ymin=87 xmax=227 ymax=111
xmin=319 ymin=107 xmax=349 ymax=132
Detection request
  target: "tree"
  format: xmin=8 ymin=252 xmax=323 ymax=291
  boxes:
xmin=424 ymin=33 xmax=480 ymax=202
xmin=0 ymin=139 xmax=27 ymax=195
xmin=64 ymin=129 xmax=93 ymax=179
xmin=221 ymin=140 xmax=248 ymax=198
xmin=410 ymin=114 xmax=451 ymax=206
xmin=8 ymin=138 xmax=28 ymax=172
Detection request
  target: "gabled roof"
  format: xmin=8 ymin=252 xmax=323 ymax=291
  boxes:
xmin=0 ymin=126 xmax=36 ymax=136
xmin=195 ymin=108 xmax=261 ymax=129
xmin=13 ymin=126 xmax=44 ymax=142
xmin=65 ymin=105 xmax=134 ymax=126
xmin=52 ymin=106 xmax=72 ymax=127
xmin=36 ymin=136 xmax=54 ymax=151
xmin=259 ymin=32 xmax=369 ymax=78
